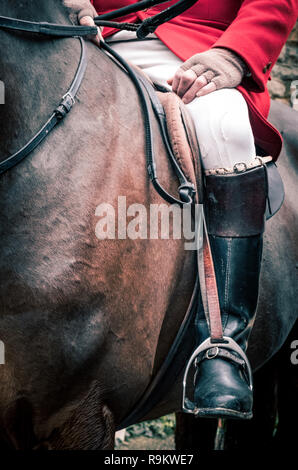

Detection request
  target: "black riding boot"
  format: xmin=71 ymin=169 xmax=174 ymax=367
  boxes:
xmin=193 ymin=164 xmax=267 ymax=419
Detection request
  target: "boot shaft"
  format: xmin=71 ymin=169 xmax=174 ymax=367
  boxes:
xmin=196 ymin=164 xmax=268 ymax=347
xmin=204 ymin=164 xmax=267 ymax=237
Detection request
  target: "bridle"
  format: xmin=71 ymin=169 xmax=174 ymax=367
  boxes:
xmin=0 ymin=18 xmax=93 ymax=176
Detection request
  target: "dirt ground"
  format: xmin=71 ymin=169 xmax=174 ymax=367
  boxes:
xmin=115 ymin=414 xmax=176 ymax=450
xmin=116 ymin=435 xmax=175 ymax=450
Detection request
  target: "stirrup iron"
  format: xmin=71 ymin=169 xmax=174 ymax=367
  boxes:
xmin=182 ymin=336 xmax=253 ymax=415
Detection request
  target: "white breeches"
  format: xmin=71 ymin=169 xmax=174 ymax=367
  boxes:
xmin=106 ymin=32 xmax=256 ymax=171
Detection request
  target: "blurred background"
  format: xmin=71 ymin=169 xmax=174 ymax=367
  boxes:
xmin=268 ymin=21 xmax=298 ymax=108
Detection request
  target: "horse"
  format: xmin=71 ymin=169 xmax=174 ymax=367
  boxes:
xmin=0 ymin=0 xmax=297 ymax=450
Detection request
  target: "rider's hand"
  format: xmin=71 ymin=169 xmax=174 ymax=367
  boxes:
xmin=79 ymin=14 xmax=103 ymax=46
xmin=64 ymin=0 xmax=103 ymax=45
xmin=167 ymin=48 xmax=247 ymax=104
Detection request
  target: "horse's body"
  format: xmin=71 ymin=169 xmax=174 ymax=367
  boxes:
xmin=0 ymin=0 xmax=296 ymax=449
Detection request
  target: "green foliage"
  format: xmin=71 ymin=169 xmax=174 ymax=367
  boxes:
xmin=125 ymin=414 xmax=176 ymax=440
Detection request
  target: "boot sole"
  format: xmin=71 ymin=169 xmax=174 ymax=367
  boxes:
xmin=194 ymin=407 xmax=253 ymax=420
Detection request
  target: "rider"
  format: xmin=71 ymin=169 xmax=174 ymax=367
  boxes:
xmin=65 ymin=0 xmax=298 ymax=419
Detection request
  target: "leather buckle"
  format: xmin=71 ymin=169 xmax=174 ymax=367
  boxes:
xmin=178 ymin=182 xmax=196 ymax=204
xmin=206 ymin=346 xmax=219 ymax=359
xmin=60 ymin=92 xmax=75 ymax=112
xmin=55 ymin=92 xmax=75 ymax=120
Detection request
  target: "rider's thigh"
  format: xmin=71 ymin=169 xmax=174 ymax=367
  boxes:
xmin=186 ymin=88 xmax=256 ymax=171
xmin=106 ymin=31 xmax=183 ymax=89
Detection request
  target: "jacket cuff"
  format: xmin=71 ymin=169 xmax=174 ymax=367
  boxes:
xmin=211 ymin=42 xmax=267 ymax=93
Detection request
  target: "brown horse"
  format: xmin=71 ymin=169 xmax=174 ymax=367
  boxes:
xmin=0 ymin=0 xmax=297 ymax=450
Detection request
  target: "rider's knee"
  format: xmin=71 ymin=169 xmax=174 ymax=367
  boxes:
xmin=186 ymin=90 xmax=256 ymax=169
xmin=219 ymin=110 xmax=254 ymax=154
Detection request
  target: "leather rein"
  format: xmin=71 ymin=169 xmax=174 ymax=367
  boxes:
xmin=0 ymin=18 xmax=92 ymax=176
xmin=94 ymin=0 xmax=198 ymax=39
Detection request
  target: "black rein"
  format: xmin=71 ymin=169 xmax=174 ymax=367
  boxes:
xmin=94 ymin=0 xmax=198 ymax=39
xmin=0 ymin=17 xmax=96 ymax=175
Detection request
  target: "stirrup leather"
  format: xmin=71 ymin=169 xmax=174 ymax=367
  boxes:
xmin=182 ymin=336 xmax=253 ymax=415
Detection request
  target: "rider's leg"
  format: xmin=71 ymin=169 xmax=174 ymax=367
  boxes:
xmin=183 ymin=89 xmax=265 ymax=418
xmin=107 ymin=33 xmax=266 ymax=418
xmin=181 ymin=86 xmax=263 ymax=419
xmin=185 ymin=88 xmax=256 ymax=170
xmin=105 ymin=31 xmax=182 ymax=91
xmin=193 ymin=165 xmax=266 ymax=419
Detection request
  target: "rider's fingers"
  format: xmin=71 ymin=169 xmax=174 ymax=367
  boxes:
xmin=176 ymin=69 xmax=197 ymax=98
xmin=79 ymin=15 xmax=103 ymax=46
xmin=170 ymin=69 xmax=184 ymax=93
xmin=196 ymin=81 xmax=217 ymax=97
xmin=181 ymin=70 xmax=215 ymax=102
xmin=181 ymin=75 xmax=208 ymax=104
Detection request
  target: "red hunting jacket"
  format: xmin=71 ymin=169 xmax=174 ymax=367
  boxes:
xmin=92 ymin=0 xmax=298 ymax=159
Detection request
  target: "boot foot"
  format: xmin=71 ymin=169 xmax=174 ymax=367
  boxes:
xmin=193 ymin=356 xmax=253 ymax=420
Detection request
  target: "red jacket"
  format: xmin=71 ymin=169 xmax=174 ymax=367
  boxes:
xmin=92 ymin=0 xmax=298 ymax=159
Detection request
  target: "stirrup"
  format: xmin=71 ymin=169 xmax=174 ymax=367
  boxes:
xmin=182 ymin=336 xmax=253 ymax=415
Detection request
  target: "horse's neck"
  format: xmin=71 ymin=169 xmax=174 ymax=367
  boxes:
xmin=0 ymin=0 xmax=78 ymax=161
xmin=0 ymin=0 xmax=68 ymax=23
